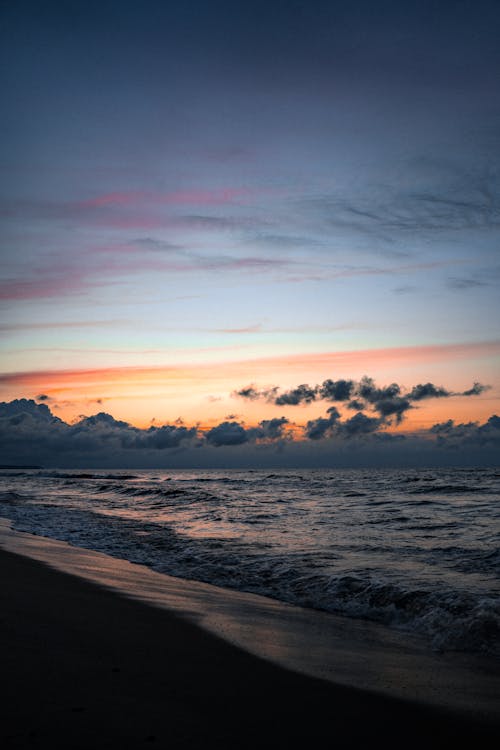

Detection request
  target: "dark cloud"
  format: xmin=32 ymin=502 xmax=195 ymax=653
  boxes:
xmin=347 ymin=399 xmax=366 ymax=411
xmin=462 ymin=382 xmax=490 ymax=396
xmin=275 ymin=384 xmax=318 ymax=406
xmin=408 ymin=383 xmax=452 ymax=400
xmin=304 ymin=406 xmax=340 ymax=441
xmin=0 ymin=401 xmax=197 ymax=461
xmin=408 ymin=381 xmax=490 ymax=399
xmin=234 ymin=376 xmax=490 ymax=425
xmin=0 ymin=398 xmax=61 ymax=424
xmin=142 ymin=424 xmax=197 ymax=450
xmin=430 ymin=414 xmax=500 ymax=449
xmin=232 ymin=385 xmax=279 ymax=402
xmin=0 ymin=399 xmax=499 ymax=467
xmin=372 ymin=396 xmax=412 ymax=424
xmin=250 ymin=417 xmax=289 ymax=441
xmin=487 ymin=415 xmax=500 ymax=430
xmin=36 ymin=393 xmax=51 ymax=401
xmin=349 ymin=377 xmax=411 ymax=424
xmin=357 ymin=377 xmax=401 ymax=403
xmin=305 ymin=408 xmax=383 ymax=440
xmin=233 ymin=385 xmax=262 ymax=401
xmin=339 ymin=412 xmax=383 ymax=436
xmin=408 ymin=381 xmax=490 ymax=400
xmin=206 ymin=417 xmax=290 ymax=446
xmin=76 ymin=412 xmax=130 ymax=430
xmin=205 ymin=421 xmax=249 ymax=447
xmin=318 ymin=379 xmax=354 ymax=401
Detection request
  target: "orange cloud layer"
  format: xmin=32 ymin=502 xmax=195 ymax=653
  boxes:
xmin=1 ymin=339 xmax=498 ymax=428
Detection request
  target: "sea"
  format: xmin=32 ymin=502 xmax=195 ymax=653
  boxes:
xmin=1 ymin=467 xmax=499 ymax=656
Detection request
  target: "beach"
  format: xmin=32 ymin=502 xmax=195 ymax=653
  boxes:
xmin=1 ymin=527 xmax=499 ymax=748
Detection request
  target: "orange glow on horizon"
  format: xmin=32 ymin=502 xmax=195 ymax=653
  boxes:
xmin=0 ymin=339 xmax=498 ymax=430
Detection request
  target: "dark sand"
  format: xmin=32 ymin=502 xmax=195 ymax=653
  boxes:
xmin=1 ymin=548 xmax=499 ymax=749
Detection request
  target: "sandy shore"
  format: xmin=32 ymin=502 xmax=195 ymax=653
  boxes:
xmin=1 ymin=532 xmax=499 ymax=747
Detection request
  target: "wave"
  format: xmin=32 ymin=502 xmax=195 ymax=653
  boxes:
xmin=408 ymin=484 xmax=485 ymax=495
xmin=1 ymin=466 xmax=498 ymax=656
xmin=95 ymin=484 xmax=224 ymax=506
xmin=0 ymin=471 xmax=31 ymax=478
xmin=0 ymin=500 xmax=497 ymax=656
xmin=0 ymin=470 xmax=140 ymax=480
xmin=0 ymin=491 xmax=24 ymax=503
xmin=316 ymin=575 xmax=500 ymax=654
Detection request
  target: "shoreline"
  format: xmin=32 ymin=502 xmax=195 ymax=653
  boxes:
xmin=1 ymin=549 xmax=499 ymax=748
xmin=1 ymin=518 xmax=499 ymax=738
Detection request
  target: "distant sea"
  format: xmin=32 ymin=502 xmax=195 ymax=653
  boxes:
xmin=1 ymin=467 xmax=499 ymax=655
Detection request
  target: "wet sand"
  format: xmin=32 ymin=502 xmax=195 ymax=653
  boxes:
xmin=0 ymin=530 xmax=499 ymax=748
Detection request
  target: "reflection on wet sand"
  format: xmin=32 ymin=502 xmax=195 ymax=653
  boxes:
xmin=0 ymin=518 xmax=498 ymax=723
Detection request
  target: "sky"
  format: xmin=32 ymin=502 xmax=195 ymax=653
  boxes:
xmin=1 ymin=0 xmax=499 ymax=466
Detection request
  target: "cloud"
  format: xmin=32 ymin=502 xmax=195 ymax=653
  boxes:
xmin=393 ymin=285 xmax=418 ymax=294
xmin=447 ymin=277 xmax=489 ymax=290
xmin=462 ymin=382 xmax=490 ymax=396
xmin=305 ymin=407 xmax=341 ymax=440
xmin=142 ymin=424 xmax=198 ymax=450
xmin=79 ymin=188 xmax=254 ymax=209
xmin=233 ymin=385 xmax=262 ymax=401
xmin=339 ymin=412 xmax=383 ymax=436
xmin=205 ymin=421 xmax=249 ymax=446
xmin=205 ymin=417 xmax=289 ymax=446
xmin=234 ymin=375 xmax=489 ymax=425
xmin=408 ymin=383 xmax=452 ymax=400
xmin=215 ymin=324 xmax=262 ymax=334
xmin=302 ymin=166 xmax=500 ymax=243
xmin=0 ymin=399 xmax=499 ymax=467
xmin=0 ymin=401 xmax=197 ymax=460
xmin=430 ymin=414 xmax=500 ymax=449
xmin=250 ymin=417 xmax=289 ymax=441
xmin=4 ymin=189 xmax=260 ymax=232
xmin=275 ymin=384 xmax=318 ymax=406
xmin=347 ymin=399 xmax=366 ymax=411
xmin=132 ymin=237 xmax=184 ymax=252
xmin=304 ymin=408 xmax=383 ymax=440
xmin=318 ymin=379 xmax=355 ymax=401
xmin=0 ymin=270 xmax=97 ymax=301
xmin=0 ymin=399 xmax=61 ymax=424
xmin=356 ymin=376 xmax=400 ymax=402
xmin=243 ymin=233 xmax=323 ymax=250
xmin=0 ymin=320 xmax=127 ymax=332
xmin=232 ymin=385 xmax=279 ymax=402
xmin=0 ymin=238 xmax=291 ymax=301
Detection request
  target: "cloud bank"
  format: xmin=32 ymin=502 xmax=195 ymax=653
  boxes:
xmin=0 ymin=398 xmax=498 ymax=468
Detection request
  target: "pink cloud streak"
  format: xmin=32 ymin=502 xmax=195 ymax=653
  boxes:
xmin=1 ymin=340 xmax=499 ymax=387
xmin=80 ymin=187 xmax=254 ymax=209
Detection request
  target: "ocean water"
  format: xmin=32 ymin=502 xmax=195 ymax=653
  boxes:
xmin=0 ymin=467 xmax=499 ymax=655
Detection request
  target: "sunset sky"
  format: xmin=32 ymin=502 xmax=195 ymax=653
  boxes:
xmin=1 ymin=1 xmax=499 ymax=465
